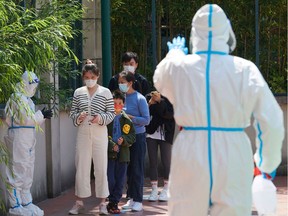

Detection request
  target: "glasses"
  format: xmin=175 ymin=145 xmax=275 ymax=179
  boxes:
xmin=29 ymin=78 xmax=40 ymax=84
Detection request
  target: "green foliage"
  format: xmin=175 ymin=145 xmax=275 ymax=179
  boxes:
xmin=111 ymin=1 xmax=287 ymax=93
xmin=0 ymin=140 xmax=10 ymax=215
xmin=111 ymin=0 xmax=151 ymax=78
xmin=0 ymin=0 xmax=83 ymax=103
xmin=257 ymin=1 xmax=287 ymax=93
xmin=0 ymin=0 xmax=83 ymax=211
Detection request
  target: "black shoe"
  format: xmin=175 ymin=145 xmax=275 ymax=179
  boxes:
xmin=107 ymin=202 xmax=120 ymax=214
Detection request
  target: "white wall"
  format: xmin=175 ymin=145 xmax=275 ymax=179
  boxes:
xmin=59 ymin=111 xmax=78 ymax=191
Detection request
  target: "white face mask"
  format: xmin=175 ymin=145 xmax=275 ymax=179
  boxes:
xmin=85 ymin=79 xmax=97 ymax=88
xmin=123 ymin=65 xmax=135 ymax=74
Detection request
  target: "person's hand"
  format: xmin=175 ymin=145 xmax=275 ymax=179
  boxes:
xmin=254 ymin=166 xmax=276 ymax=180
xmin=127 ymin=114 xmax=134 ymax=119
xmin=90 ymin=115 xmax=101 ymax=124
xmin=41 ymin=107 xmax=53 ymax=119
xmin=112 ymin=145 xmax=119 ymax=152
xmin=167 ymin=36 xmax=188 ymax=55
xmin=151 ymin=91 xmax=161 ymax=103
xmin=117 ymin=137 xmax=123 ymax=145
xmin=78 ymin=111 xmax=87 ymax=123
xmin=148 ymin=98 xmax=156 ymax=106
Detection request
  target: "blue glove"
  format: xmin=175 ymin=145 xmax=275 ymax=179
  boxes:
xmin=167 ymin=36 xmax=188 ymax=55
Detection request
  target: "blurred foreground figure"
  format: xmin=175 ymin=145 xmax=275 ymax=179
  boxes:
xmin=5 ymin=71 xmax=52 ymax=216
xmin=153 ymin=4 xmax=284 ymax=216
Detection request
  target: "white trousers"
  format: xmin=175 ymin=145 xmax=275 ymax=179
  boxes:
xmin=168 ymin=130 xmax=254 ymax=216
xmin=5 ymin=128 xmax=36 ymax=208
xmin=75 ymin=124 xmax=109 ymax=198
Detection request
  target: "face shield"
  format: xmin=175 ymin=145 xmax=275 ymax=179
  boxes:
xmin=21 ymin=71 xmax=40 ymax=97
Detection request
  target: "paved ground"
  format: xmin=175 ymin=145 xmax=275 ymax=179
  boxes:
xmin=38 ymin=177 xmax=287 ymax=216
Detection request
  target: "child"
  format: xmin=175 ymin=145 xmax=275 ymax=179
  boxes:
xmin=145 ymin=90 xmax=175 ymax=202
xmin=107 ymin=90 xmax=136 ymax=214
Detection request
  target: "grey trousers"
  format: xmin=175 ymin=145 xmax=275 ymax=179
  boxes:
xmin=146 ymin=137 xmax=172 ymax=180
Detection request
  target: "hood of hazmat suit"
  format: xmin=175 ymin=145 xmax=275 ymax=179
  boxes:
xmin=20 ymin=70 xmax=40 ymax=97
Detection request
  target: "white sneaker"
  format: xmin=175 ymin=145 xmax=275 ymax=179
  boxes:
xmin=99 ymin=203 xmax=108 ymax=215
xmin=8 ymin=206 xmax=33 ymax=216
xmin=148 ymin=188 xmax=158 ymax=202
xmin=122 ymin=199 xmax=134 ymax=209
xmin=159 ymin=189 xmax=168 ymax=202
xmin=69 ymin=200 xmax=85 ymax=215
xmin=132 ymin=202 xmax=143 ymax=212
xmin=23 ymin=203 xmax=44 ymax=216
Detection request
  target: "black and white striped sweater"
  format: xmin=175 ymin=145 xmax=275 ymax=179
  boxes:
xmin=70 ymin=85 xmax=115 ymax=126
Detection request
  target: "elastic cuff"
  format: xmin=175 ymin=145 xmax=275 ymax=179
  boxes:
xmin=22 ymin=202 xmax=32 ymax=207
xmin=262 ymin=170 xmax=276 ymax=180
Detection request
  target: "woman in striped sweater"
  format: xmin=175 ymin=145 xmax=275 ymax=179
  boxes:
xmin=69 ymin=61 xmax=115 ymax=215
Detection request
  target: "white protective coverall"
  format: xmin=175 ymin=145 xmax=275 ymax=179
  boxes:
xmin=5 ymin=71 xmax=45 ymax=216
xmin=153 ymin=4 xmax=284 ymax=216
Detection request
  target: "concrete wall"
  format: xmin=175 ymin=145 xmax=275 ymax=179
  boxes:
xmin=59 ymin=112 xmax=78 ymax=191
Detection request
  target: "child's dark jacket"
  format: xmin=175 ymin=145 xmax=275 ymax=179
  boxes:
xmin=107 ymin=111 xmax=136 ymax=162
xmin=145 ymin=95 xmax=175 ymax=144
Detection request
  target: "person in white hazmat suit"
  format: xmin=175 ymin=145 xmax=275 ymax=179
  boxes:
xmin=4 ymin=71 xmax=53 ymax=216
xmin=153 ymin=4 xmax=284 ymax=216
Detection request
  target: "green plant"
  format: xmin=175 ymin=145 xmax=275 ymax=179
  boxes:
xmin=0 ymin=131 xmax=10 ymax=215
xmin=0 ymin=0 xmax=83 ymax=212
xmin=110 ymin=1 xmax=287 ymax=93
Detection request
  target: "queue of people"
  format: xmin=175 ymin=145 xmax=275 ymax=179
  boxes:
xmin=68 ymin=55 xmax=152 ymax=215
xmin=2 ymin=53 xmax=157 ymax=216
xmin=66 ymin=54 xmax=175 ymax=215
xmin=3 ymin=3 xmax=284 ymax=215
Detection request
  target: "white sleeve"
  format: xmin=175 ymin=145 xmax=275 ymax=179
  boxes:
xmin=252 ymin=67 xmax=284 ymax=174
xmin=34 ymin=110 xmax=45 ymax=125
xmin=5 ymin=94 xmax=45 ymax=127
xmin=153 ymin=49 xmax=185 ymax=105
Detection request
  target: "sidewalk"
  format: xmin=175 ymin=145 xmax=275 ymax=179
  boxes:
xmin=38 ymin=176 xmax=287 ymax=216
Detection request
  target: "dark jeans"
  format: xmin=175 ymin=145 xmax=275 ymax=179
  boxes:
xmin=126 ymin=133 xmax=146 ymax=202
xmin=107 ymin=159 xmax=128 ymax=203
xmin=146 ymin=138 xmax=172 ymax=180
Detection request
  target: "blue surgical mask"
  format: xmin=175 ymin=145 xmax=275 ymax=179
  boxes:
xmin=119 ymin=83 xmax=129 ymax=93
